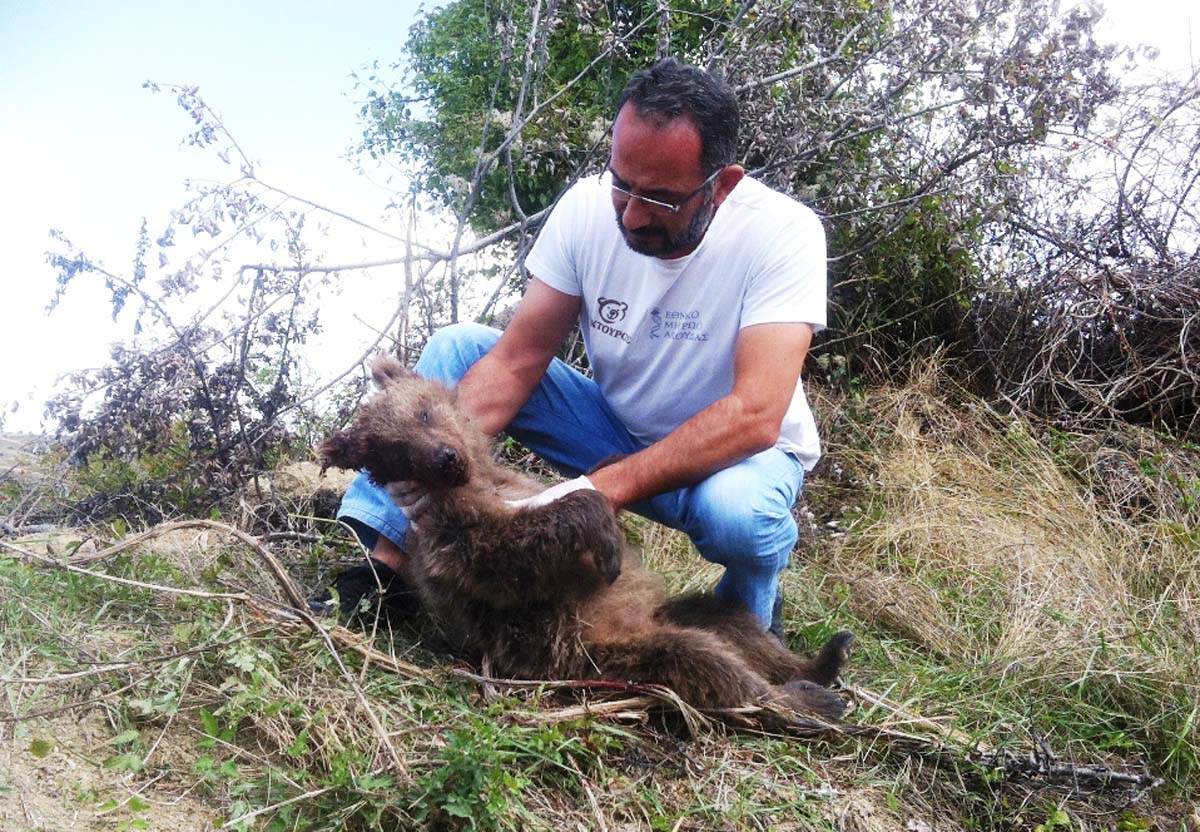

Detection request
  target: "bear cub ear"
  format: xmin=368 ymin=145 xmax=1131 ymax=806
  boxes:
xmin=369 ymin=354 xmax=417 ymax=388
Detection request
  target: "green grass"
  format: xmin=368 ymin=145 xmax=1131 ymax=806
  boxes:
xmin=3 ymin=379 xmax=1197 ymax=830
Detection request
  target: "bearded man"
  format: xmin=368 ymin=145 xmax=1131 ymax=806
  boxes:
xmin=318 ymin=57 xmax=827 ymax=638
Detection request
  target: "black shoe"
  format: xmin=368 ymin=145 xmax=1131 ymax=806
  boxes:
xmin=768 ymin=589 xmax=785 ymax=642
xmin=307 ymin=556 xmax=421 ymax=620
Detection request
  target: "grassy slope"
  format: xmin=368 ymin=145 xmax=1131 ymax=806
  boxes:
xmin=1 ymin=373 xmax=1198 ymax=831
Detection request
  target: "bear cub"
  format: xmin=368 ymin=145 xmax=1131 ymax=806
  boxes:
xmin=320 ymin=356 xmax=853 ymax=720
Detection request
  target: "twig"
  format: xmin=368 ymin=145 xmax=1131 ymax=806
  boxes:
xmin=733 ymin=23 xmax=863 ymax=92
xmin=964 ymin=747 xmax=1165 ymax=792
xmin=508 ymin=695 xmax=659 ymax=724
xmin=571 ymin=757 xmax=609 ymax=832
xmin=221 ymin=785 xmax=341 ymax=829
xmin=142 ymin=663 xmax=194 ymax=769
xmin=0 ymin=522 xmax=58 ymax=536
xmin=1 ymin=614 xmax=256 ymax=688
xmin=847 ymin=683 xmax=980 ymax=748
xmin=1 ymin=540 xmax=257 ymax=603
xmin=0 ymin=675 xmax=149 ymax=724
xmin=264 ymin=531 xmax=323 ymax=544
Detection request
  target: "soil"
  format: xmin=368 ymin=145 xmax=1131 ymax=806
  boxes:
xmin=0 ymin=713 xmax=219 ymax=832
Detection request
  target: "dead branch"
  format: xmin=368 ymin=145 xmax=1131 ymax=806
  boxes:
xmin=1 ymin=675 xmax=150 ymax=724
xmin=964 ymin=746 xmax=1165 ymax=792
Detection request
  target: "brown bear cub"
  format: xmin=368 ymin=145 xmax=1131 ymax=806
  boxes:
xmin=319 ymin=356 xmax=853 ymax=720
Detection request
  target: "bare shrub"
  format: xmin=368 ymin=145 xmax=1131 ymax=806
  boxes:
xmin=45 ymin=328 xmax=302 ymax=524
xmin=976 ymin=261 xmax=1200 ymax=439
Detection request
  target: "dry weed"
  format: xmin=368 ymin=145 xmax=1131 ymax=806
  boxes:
xmin=817 ymin=360 xmax=1199 ymax=782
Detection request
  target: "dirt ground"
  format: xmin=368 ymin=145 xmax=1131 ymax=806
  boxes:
xmin=0 ymin=712 xmax=219 ymax=832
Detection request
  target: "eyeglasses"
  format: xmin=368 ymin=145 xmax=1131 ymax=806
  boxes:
xmin=609 ymin=166 xmax=723 ymax=215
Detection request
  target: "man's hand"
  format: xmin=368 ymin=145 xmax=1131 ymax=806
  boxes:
xmin=387 ymin=480 xmax=433 ymax=524
xmin=505 ymin=475 xmax=595 ymax=509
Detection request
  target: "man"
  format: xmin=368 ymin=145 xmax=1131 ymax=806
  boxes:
xmin=317 ymin=57 xmax=827 ymax=635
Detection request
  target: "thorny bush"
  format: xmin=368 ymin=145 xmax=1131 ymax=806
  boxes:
xmin=975 ymin=261 xmax=1200 ymax=438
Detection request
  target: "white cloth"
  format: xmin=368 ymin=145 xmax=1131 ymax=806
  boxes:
xmin=525 ymin=173 xmax=827 ymax=469
xmin=504 ymin=475 xmax=595 ymax=509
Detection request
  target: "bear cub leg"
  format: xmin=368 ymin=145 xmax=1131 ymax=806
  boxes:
xmin=656 ymin=593 xmax=854 ymax=687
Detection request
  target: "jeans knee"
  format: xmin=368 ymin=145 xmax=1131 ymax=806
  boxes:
xmin=700 ymin=499 xmax=796 ymax=627
xmin=690 ymin=499 xmax=798 ymax=573
xmin=680 ymin=451 xmax=803 ymax=570
xmin=416 ymin=323 xmax=501 ymax=383
xmin=681 ymin=470 xmax=796 ymax=579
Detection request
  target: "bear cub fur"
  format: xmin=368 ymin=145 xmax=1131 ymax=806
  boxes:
xmin=320 ymin=356 xmax=853 ymax=719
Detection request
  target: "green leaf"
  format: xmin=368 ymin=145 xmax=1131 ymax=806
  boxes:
xmin=200 ymin=709 xmax=220 ymax=737
xmin=285 ymin=728 xmax=310 ymax=758
xmin=104 ymin=752 xmax=145 ymax=772
xmin=28 ymin=739 xmax=53 ymax=758
xmin=128 ymin=696 xmax=156 ymax=716
xmin=109 ymin=729 xmax=141 ymax=746
xmin=443 ymin=798 xmax=474 ymax=819
xmin=358 ymin=774 xmax=394 ymax=790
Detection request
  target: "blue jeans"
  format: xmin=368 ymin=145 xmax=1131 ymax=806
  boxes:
xmin=338 ymin=322 xmax=805 ymax=629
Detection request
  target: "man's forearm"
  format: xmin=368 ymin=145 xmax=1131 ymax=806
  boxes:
xmin=456 ymin=351 xmax=548 ymax=436
xmin=589 ymin=322 xmax=812 ymax=510
xmin=588 ymin=392 xmax=781 ymax=510
xmin=454 ymin=279 xmax=582 ymax=436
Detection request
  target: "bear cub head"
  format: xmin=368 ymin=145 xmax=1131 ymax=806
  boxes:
xmin=319 ymin=356 xmax=484 ymax=491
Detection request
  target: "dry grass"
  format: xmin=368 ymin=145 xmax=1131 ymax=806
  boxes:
xmin=810 ymin=361 xmax=1200 ymax=786
xmin=838 ymin=392 xmax=1133 ymax=669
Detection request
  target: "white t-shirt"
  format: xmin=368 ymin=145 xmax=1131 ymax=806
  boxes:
xmin=525 ymin=173 xmax=827 ymax=470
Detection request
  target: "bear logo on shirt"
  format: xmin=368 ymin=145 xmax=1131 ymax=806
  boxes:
xmin=597 ymin=297 xmax=628 ymax=324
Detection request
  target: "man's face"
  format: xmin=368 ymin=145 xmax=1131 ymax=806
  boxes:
xmin=609 ymin=104 xmax=727 ymax=259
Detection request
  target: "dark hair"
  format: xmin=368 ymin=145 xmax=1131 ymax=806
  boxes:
xmin=615 ymin=58 xmax=739 ymax=174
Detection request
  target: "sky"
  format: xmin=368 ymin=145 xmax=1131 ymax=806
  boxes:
xmin=0 ymin=0 xmax=426 ymax=432
xmin=0 ymin=0 xmax=1196 ymax=433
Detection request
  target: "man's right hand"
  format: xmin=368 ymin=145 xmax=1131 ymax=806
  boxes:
xmin=387 ymin=480 xmax=433 ymax=525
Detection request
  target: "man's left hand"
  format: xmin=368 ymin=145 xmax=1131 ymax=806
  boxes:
xmin=505 ymin=475 xmax=595 ymax=509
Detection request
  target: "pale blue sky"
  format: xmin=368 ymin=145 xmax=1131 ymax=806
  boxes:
xmin=0 ymin=0 xmax=1194 ymax=432
xmin=0 ymin=0 xmax=425 ymax=430
xmin=0 ymin=0 xmax=428 ymax=228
